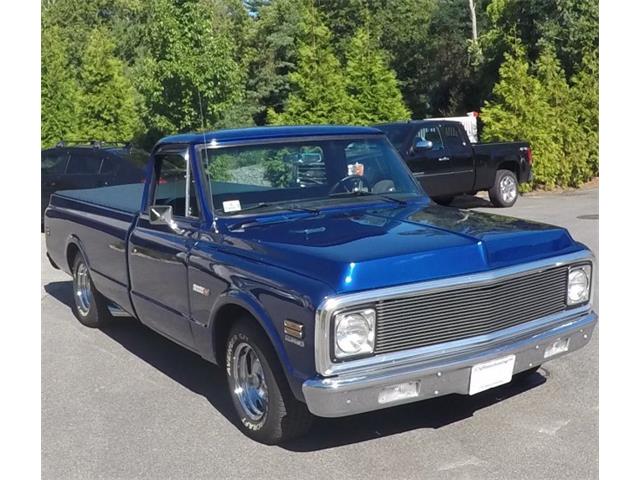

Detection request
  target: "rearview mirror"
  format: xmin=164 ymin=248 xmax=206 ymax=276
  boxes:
xmin=414 ymin=138 xmax=433 ymax=151
xmin=149 ymin=205 xmax=183 ymax=234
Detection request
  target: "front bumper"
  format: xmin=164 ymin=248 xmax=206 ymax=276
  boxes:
xmin=303 ymin=310 xmax=597 ymax=417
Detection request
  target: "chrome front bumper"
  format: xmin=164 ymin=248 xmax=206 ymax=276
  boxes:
xmin=302 ymin=310 xmax=597 ymax=417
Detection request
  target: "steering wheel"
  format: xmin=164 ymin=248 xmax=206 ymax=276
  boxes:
xmin=328 ymin=175 xmax=371 ymax=195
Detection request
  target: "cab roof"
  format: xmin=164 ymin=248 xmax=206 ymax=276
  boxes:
xmin=155 ymin=125 xmax=384 ymax=147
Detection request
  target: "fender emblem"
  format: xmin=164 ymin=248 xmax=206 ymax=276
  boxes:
xmin=192 ymin=284 xmax=210 ymax=296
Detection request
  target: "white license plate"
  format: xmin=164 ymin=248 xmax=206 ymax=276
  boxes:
xmin=469 ymin=354 xmax=516 ymax=395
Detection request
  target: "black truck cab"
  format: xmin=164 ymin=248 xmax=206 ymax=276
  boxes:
xmin=376 ymin=120 xmax=533 ymax=207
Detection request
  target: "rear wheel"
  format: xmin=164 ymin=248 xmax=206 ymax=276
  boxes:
xmin=489 ymin=169 xmax=518 ymax=207
xmin=226 ymin=319 xmax=313 ymax=444
xmin=71 ymin=254 xmax=111 ymax=328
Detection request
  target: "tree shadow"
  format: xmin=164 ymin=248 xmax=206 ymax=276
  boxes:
xmin=44 ymin=280 xmax=547 ymax=451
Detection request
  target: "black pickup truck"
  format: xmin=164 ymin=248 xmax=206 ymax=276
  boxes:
xmin=375 ymin=120 xmax=533 ymax=207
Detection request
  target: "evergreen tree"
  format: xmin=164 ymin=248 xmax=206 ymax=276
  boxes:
xmin=570 ymin=50 xmax=599 ymax=177
xmin=534 ymin=46 xmax=588 ymax=187
xmin=76 ymin=27 xmax=141 ymax=141
xmin=345 ymin=28 xmax=409 ymax=124
xmin=41 ymin=25 xmax=80 ymax=147
xmin=268 ymin=5 xmax=353 ymax=125
xmin=246 ymin=0 xmax=307 ymax=124
xmin=481 ymin=42 xmax=561 ymax=188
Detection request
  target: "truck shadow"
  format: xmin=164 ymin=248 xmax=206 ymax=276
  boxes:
xmin=447 ymin=194 xmax=494 ymax=209
xmin=44 ymin=280 xmax=547 ymax=452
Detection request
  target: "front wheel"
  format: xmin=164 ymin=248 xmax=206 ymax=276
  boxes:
xmin=489 ymin=169 xmax=519 ymax=207
xmin=71 ymin=254 xmax=112 ymax=328
xmin=226 ymin=319 xmax=313 ymax=444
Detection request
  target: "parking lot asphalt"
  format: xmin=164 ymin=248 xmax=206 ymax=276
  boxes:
xmin=41 ymin=187 xmax=598 ymax=480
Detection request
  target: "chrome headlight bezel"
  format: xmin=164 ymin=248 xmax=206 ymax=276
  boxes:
xmin=332 ymin=308 xmax=376 ymax=360
xmin=567 ymin=264 xmax=592 ymax=306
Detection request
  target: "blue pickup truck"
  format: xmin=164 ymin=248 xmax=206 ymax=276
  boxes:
xmin=44 ymin=126 xmax=597 ymax=444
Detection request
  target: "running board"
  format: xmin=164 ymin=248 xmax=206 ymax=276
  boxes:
xmin=108 ymin=304 xmax=134 ymax=318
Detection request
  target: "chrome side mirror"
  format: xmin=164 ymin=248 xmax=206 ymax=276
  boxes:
xmin=414 ymin=138 xmax=433 ymax=151
xmin=149 ymin=205 xmax=184 ymax=234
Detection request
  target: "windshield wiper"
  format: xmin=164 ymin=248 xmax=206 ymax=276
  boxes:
xmin=224 ymin=202 xmax=320 ymax=216
xmin=329 ymin=190 xmax=408 ymax=206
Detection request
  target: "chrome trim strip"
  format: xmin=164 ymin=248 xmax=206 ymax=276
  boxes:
xmin=195 ymin=134 xmax=384 ymax=151
xmin=314 ymin=250 xmax=595 ymax=376
xmin=414 ymin=169 xmax=474 ymax=178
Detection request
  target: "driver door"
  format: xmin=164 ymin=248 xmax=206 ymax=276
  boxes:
xmin=128 ymin=145 xmax=202 ymax=348
xmin=405 ymin=126 xmax=450 ymax=197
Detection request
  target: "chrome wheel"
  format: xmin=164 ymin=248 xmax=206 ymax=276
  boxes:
xmin=500 ymin=175 xmax=517 ymax=203
xmin=231 ymin=342 xmax=268 ymax=421
xmin=74 ymin=261 xmax=93 ymax=317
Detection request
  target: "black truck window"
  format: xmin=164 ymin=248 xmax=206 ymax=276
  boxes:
xmin=441 ymin=125 xmax=464 ymax=147
xmin=415 ymin=127 xmax=443 ymax=150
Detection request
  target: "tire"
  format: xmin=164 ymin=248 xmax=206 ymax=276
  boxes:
xmin=432 ymin=195 xmax=454 ymax=206
xmin=71 ymin=253 xmax=112 ymax=328
xmin=489 ymin=169 xmax=519 ymax=207
xmin=225 ymin=318 xmax=313 ymax=444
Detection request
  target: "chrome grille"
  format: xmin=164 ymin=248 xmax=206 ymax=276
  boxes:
xmin=374 ymin=266 xmax=568 ymax=354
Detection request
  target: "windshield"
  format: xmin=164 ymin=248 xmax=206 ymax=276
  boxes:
xmin=198 ymin=136 xmax=422 ymax=215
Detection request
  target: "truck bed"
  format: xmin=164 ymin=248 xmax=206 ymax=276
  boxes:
xmin=46 ymin=184 xmax=143 ymax=316
xmin=53 ymin=183 xmax=145 ymax=214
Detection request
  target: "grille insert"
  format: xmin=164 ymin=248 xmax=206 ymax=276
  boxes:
xmin=374 ymin=266 xmax=568 ymax=354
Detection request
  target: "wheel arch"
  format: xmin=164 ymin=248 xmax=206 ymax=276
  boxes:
xmin=497 ymin=161 xmax=520 ymax=182
xmin=209 ymin=292 xmax=291 ymax=377
xmin=65 ymin=235 xmax=88 ymax=273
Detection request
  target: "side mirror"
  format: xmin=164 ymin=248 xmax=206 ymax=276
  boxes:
xmin=414 ymin=138 xmax=433 ymax=151
xmin=149 ymin=205 xmax=184 ymax=234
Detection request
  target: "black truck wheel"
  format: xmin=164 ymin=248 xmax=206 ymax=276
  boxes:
xmin=489 ymin=169 xmax=519 ymax=207
xmin=71 ymin=254 xmax=112 ymax=328
xmin=226 ymin=319 xmax=313 ymax=444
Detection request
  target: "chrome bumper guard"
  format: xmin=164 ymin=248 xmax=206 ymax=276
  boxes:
xmin=302 ymin=310 xmax=597 ymax=417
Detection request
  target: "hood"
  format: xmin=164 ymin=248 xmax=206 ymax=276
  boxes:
xmin=220 ymin=202 xmax=580 ymax=293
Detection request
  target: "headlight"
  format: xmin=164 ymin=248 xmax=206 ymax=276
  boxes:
xmin=334 ymin=308 xmax=375 ymax=359
xmin=567 ymin=265 xmax=591 ymax=305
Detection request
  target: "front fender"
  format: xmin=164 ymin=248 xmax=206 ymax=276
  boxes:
xmin=193 ymin=289 xmax=306 ymax=401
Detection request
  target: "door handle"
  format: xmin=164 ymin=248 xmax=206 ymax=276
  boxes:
xmin=438 ymin=156 xmax=450 ymax=162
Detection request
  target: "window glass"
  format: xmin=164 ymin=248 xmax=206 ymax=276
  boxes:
xmin=441 ymin=125 xmax=463 ymax=147
xmin=67 ymin=152 xmax=101 ymax=174
xmin=415 ymin=127 xmax=443 ymax=150
xmin=41 ymin=151 xmax=68 ymax=175
xmin=200 ymin=137 xmax=421 ymax=215
xmin=152 ymin=150 xmax=199 ymax=218
xmin=375 ymin=125 xmax=409 ymax=151
xmin=99 ymin=157 xmax=119 ymax=175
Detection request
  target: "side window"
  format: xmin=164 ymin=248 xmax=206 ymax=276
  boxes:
xmin=415 ymin=127 xmax=443 ymax=150
xmin=152 ymin=149 xmax=200 ymax=218
xmin=99 ymin=157 xmax=120 ymax=175
xmin=441 ymin=125 xmax=464 ymax=148
xmin=41 ymin=150 xmax=68 ymax=175
xmin=67 ymin=152 xmax=101 ymax=174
